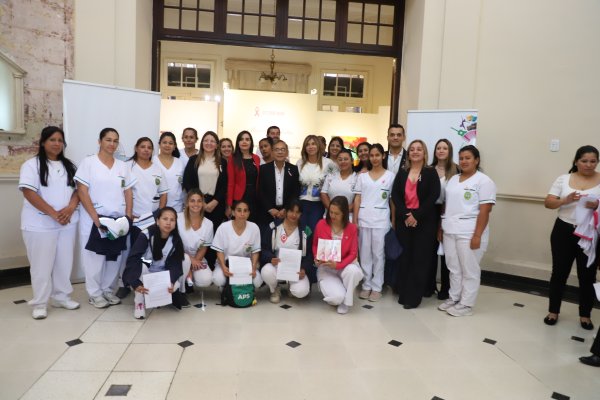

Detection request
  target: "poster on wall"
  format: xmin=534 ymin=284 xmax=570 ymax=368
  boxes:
xmin=339 ymin=136 xmax=368 ymax=165
xmin=406 ymin=109 xmax=477 ymax=164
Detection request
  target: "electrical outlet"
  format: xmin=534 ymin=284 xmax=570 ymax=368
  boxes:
xmin=550 ymin=139 xmax=559 ymax=152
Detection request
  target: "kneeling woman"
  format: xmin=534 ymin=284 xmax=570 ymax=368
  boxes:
xmin=178 ymin=189 xmax=214 ymax=289
xmin=124 ymin=207 xmax=185 ymax=319
xmin=313 ymin=196 xmax=363 ymax=314
xmin=261 ymin=199 xmax=311 ymax=303
xmin=211 ymin=200 xmax=263 ymax=289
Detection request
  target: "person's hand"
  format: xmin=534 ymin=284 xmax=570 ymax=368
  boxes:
xmin=321 ymin=260 xmax=337 ymax=269
xmin=437 ymin=227 xmax=443 ymax=242
xmin=585 ymin=199 xmax=599 ymax=209
xmin=563 ymin=191 xmax=581 ymax=205
xmin=298 ymin=268 xmax=306 ymax=279
xmin=225 ymin=206 xmax=232 ymax=218
xmin=222 ymin=265 xmax=233 ymax=277
xmin=167 ymin=284 xmax=175 ymax=293
xmin=251 ymin=266 xmax=257 ymax=278
xmin=271 ymin=258 xmax=280 ymax=266
xmin=190 ymin=257 xmax=203 ymax=271
xmin=204 ymin=200 xmax=217 ymax=213
xmin=277 ymin=209 xmax=286 ymax=219
xmin=405 ymin=212 xmax=418 ymax=228
xmin=470 ymin=235 xmax=481 ymax=250
xmin=56 ymin=205 xmax=75 ymax=225
xmin=269 ymin=209 xmax=279 ymax=218
xmin=135 ymin=285 xmax=149 ymax=294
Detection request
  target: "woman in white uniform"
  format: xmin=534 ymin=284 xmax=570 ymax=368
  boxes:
xmin=116 ymin=137 xmax=168 ymax=299
xmin=313 ymin=196 xmax=363 ymax=314
xmin=19 ymin=126 xmax=80 ymax=319
xmin=178 ymin=189 xmax=214 ymax=289
xmin=321 ymin=148 xmax=358 ymax=218
xmin=438 ymin=145 xmax=496 ymax=317
xmin=211 ymin=200 xmax=263 ymax=289
xmin=155 ymin=131 xmax=184 ymax=212
xmin=543 ymin=145 xmax=600 ymax=329
xmin=76 ymin=128 xmax=136 ymax=308
xmin=353 ymin=143 xmax=396 ymax=302
xmin=260 ymin=199 xmax=311 ymax=303
xmin=179 ymin=127 xmax=199 ymax=169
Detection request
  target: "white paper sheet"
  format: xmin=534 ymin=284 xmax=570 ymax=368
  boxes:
xmin=228 ymin=256 xmax=253 ymax=285
xmin=316 ymin=239 xmax=342 ymax=262
xmin=575 ymin=194 xmax=599 ymax=225
xmin=142 ymin=270 xmax=173 ymax=308
xmin=276 ymin=248 xmax=302 ymax=282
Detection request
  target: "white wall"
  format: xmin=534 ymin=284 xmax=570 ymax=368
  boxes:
xmin=400 ymin=0 xmax=600 ymax=283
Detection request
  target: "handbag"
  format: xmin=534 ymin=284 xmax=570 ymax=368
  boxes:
xmin=384 ymin=228 xmax=403 ymax=261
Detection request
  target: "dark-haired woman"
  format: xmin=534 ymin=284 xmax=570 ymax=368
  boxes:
xmin=179 ymin=127 xmax=199 ymax=168
xmin=354 ymin=143 xmax=395 ymax=302
xmin=321 ymin=148 xmax=357 ymax=219
xmin=438 ymin=145 xmax=495 ymax=317
xmin=219 ymin=138 xmax=234 ymax=160
xmin=313 ymin=196 xmax=363 ymax=314
xmin=392 ymin=140 xmax=440 ymax=309
xmin=76 ymin=128 xmax=136 ymax=308
xmin=261 ymin=200 xmax=311 ymax=303
xmin=124 ymin=207 xmax=185 ymax=319
xmin=353 ymin=141 xmax=371 ymax=173
xmin=543 ymin=145 xmax=600 ymax=329
xmin=155 ymin=131 xmax=184 ymax=212
xmin=226 ymin=131 xmax=260 ymax=220
xmin=428 ymin=139 xmax=459 ymax=300
xmin=327 ymin=136 xmax=345 ymax=164
xmin=19 ymin=126 xmax=80 ymax=319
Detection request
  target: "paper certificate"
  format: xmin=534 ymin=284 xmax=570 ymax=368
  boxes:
xmin=316 ymin=239 xmax=342 ymax=262
xmin=142 ymin=270 xmax=172 ymax=308
xmin=276 ymin=248 xmax=302 ymax=282
xmin=228 ymin=256 xmax=253 ymax=285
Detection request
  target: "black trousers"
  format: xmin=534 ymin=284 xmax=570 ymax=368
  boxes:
xmin=591 ymin=325 xmax=600 ymax=356
xmin=548 ymin=218 xmax=597 ymax=318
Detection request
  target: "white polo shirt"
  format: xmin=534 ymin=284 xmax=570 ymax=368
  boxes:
xmin=353 ymin=170 xmax=395 ymax=228
xmin=322 ymin=171 xmax=358 ymax=206
xmin=442 ymin=171 xmax=496 ymax=234
xmin=177 ymin=212 xmax=214 ymax=256
xmin=75 ymin=154 xmax=136 ymax=233
xmin=129 ymin=161 xmax=169 ymax=218
xmin=154 ymin=156 xmax=184 ymax=212
xmin=19 ymin=157 xmax=79 ymax=232
xmin=211 ymin=220 xmax=261 ymax=260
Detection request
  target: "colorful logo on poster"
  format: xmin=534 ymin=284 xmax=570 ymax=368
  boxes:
xmin=451 ymin=114 xmax=477 ymax=143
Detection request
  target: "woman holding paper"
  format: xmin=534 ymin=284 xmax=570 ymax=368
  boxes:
xmin=353 ymin=143 xmax=396 ymax=302
xmin=313 ymin=196 xmax=363 ymax=314
xmin=124 ymin=207 xmax=186 ymax=319
xmin=543 ymin=145 xmax=600 ymax=329
xmin=260 ymin=199 xmax=311 ymax=303
xmin=211 ymin=200 xmax=263 ymax=289
xmin=392 ymin=140 xmax=440 ymax=309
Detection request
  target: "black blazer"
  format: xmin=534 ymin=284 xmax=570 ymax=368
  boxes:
xmin=391 ymin=166 xmax=440 ymax=223
xmin=257 ymin=161 xmax=300 ymax=223
xmin=182 ymin=155 xmax=228 ymax=207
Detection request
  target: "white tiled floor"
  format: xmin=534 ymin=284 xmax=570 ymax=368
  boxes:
xmin=0 ymin=282 xmax=598 ymax=400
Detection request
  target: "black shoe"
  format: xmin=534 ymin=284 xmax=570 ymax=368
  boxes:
xmin=437 ymin=291 xmax=449 ymax=300
xmin=580 ymin=320 xmax=594 ymax=330
xmin=186 ymin=283 xmax=195 ymax=294
xmin=171 ymin=292 xmax=183 ymax=310
xmin=115 ymin=287 xmax=131 ymax=299
xmin=403 ymin=304 xmax=418 ymax=309
xmin=179 ymin=293 xmax=191 ymax=308
xmin=544 ymin=315 xmax=558 ymax=326
xmin=423 ymin=290 xmax=434 ymax=298
xmin=579 ymin=355 xmax=600 ymax=367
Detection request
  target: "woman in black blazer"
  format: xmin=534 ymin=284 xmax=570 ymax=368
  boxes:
xmin=391 ymin=139 xmax=440 ymax=309
xmin=257 ymin=140 xmax=300 ymax=227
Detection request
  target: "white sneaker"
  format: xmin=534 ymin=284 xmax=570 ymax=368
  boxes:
xmin=32 ymin=306 xmax=47 ymax=319
xmin=447 ymin=304 xmax=473 ymax=317
xmin=89 ymin=295 xmax=110 ymax=308
xmin=438 ymin=299 xmax=457 ymax=311
xmin=51 ymin=298 xmax=80 ymax=310
xmin=134 ymin=302 xmax=146 ymax=319
xmin=270 ymin=287 xmax=281 ymax=304
xmin=103 ymin=291 xmax=121 ymax=305
xmin=337 ymin=304 xmax=349 ymax=314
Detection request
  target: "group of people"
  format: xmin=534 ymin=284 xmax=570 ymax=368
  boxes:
xmin=18 ymin=122 xmax=600 ymax=366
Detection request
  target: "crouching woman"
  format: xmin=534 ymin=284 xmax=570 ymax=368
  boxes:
xmin=124 ymin=207 xmax=186 ymax=319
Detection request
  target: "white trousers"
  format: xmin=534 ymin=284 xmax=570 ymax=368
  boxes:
xmin=79 ymin=231 xmax=122 ymax=298
xmin=443 ymin=233 xmax=486 ymax=307
xmin=317 ymin=263 xmax=363 ymax=307
xmin=212 ymin=261 xmax=264 ymax=289
xmin=179 ymin=255 xmax=213 ymax=291
xmin=23 ymin=226 xmax=76 ymax=307
xmin=261 ymin=263 xmax=310 ymax=298
xmin=358 ymin=227 xmax=387 ymax=292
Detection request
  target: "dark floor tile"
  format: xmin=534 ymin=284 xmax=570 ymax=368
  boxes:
xmin=106 ymin=384 xmax=132 ymax=396
xmin=551 ymin=392 xmax=570 ymax=400
xmin=13 ymin=299 xmax=26 ymax=304
xmin=65 ymin=339 xmax=83 ymax=347
xmin=286 ymin=340 xmax=301 ymax=348
xmin=178 ymin=340 xmax=194 ymax=348
xmin=431 ymin=397 xmax=445 ymax=400
xmin=193 ymin=303 xmax=206 ymax=309
xmin=571 ymin=336 xmax=585 ymax=343
xmin=513 ymin=303 xmax=524 ymax=307
xmin=388 ymin=340 xmax=402 ymax=347
xmin=280 ymin=304 xmax=292 ymax=309
xmin=362 ymin=304 xmax=373 ymax=309
xmin=483 ymin=338 xmax=497 ymax=345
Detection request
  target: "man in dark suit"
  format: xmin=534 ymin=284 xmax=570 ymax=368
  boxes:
xmin=385 ymin=123 xmax=407 ymax=175
xmin=257 ymin=140 xmax=300 ymax=227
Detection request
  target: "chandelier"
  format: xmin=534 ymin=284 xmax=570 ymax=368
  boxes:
xmin=259 ymin=49 xmax=287 ymax=84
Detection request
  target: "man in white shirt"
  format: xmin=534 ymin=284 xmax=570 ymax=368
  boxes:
xmin=385 ymin=123 xmax=407 ymax=175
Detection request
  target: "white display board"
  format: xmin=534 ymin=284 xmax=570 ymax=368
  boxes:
xmin=63 ymin=80 xmax=161 ymax=165
xmin=223 ymin=89 xmax=318 ymax=163
xmin=406 ymin=109 xmax=478 ymax=164
xmin=160 ymin=99 xmax=219 ymax=139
